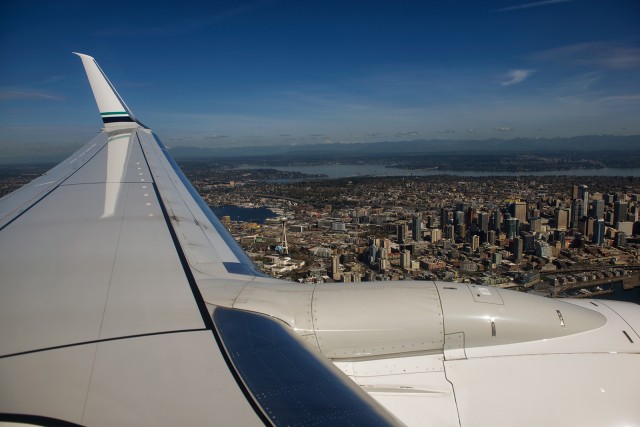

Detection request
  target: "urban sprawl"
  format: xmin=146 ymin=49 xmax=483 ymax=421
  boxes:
xmin=184 ymin=169 xmax=640 ymax=298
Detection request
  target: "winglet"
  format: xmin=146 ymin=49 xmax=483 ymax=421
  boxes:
xmin=74 ymin=52 xmax=140 ymax=129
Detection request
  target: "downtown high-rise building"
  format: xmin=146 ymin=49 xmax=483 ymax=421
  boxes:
xmin=578 ymin=184 xmax=589 ymax=210
xmin=571 ymin=199 xmax=584 ymax=228
xmin=412 ymin=215 xmax=422 ymax=241
xmin=591 ymin=199 xmax=605 ymax=220
xmin=400 ymin=250 xmax=411 ymax=270
xmin=505 ymin=217 xmax=519 ymax=239
xmin=509 ymin=201 xmax=527 ymax=224
xmin=614 ymin=201 xmax=628 ymax=225
xmin=593 ymin=219 xmax=606 ymax=246
xmin=477 ymin=212 xmax=489 ymax=233
xmin=556 ymin=208 xmax=571 ymax=230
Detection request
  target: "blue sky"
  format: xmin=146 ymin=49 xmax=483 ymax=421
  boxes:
xmin=1 ymin=0 xmax=639 ymax=160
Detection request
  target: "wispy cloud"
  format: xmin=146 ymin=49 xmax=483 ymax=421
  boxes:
xmin=396 ymin=131 xmax=419 ymax=137
xmin=501 ymin=69 xmax=535 ymax=86
xmin=493 ymin=126 xmax=514 ymax=132
xmin=529 ymin=42 xmax=640 ymax=70
xmin=0 ymin=90 xmax=64 ymax=101
xmin=495 ymin=0 xmax=573 ymax=12
xmin=596 ymin=94 xmax=640 ymax=105
xmin=0 ymin=75 xmax=66 ymax=101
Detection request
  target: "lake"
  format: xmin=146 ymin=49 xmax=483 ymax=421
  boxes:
xmin=211 ymin=205 xmax=278 ymax=224
xmin=237 ymin=164 xmax=640 ymax=179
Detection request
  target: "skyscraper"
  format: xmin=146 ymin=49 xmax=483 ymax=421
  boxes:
xmin=331 ymin=254 xmax=340 ymax=278
xmin=530 ymin=217 xmax=541 ymax=233
xmin=614 ymin=201 xmax=628 ymax=225
xmin=492 ymin=210 xmax=501 ymax=231
xmin=556 ymin=208 xmax=571 ymax=230
xmin=505 ymin=217 xmax=519 ymax=239
xmin=400 ymin=250 xmax=411 ymax=270
xmin=509 ymin=201 xmax=527 ymax=224
xmin=593 ymin=219 xmax=605 ymax=246
xmin=487 ymin=230 xmax=496 ymax=246
xmin=571 ymin=199 xmax=584 ymax=228
xmin=398 ymin=222 xmax=409 ymax=244
xmin=509 ymin=237 xmax=523 ymax=260
xmin=440 ymin=208 xmax=449 ymax=228
xmin=478 ymin=212 xmax=489 ymax=233
xmin=591 ymin=199 xmax=605 ymax=220
xmin=412 ymin=215 xmax=422 ymax=241
xmin=578 ymin=184 xmax=589 ymax=210
xmin=471 ymin=235 xmax=480 ymax=252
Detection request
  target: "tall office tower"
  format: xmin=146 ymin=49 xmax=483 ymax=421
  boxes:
xmin=614 ymin=201 xmax=628 ymax=224
xmin=556 ymin=208 xmax=571 ymax=230
xmin=530 ymin=217 xmax=541 ymax=233
xmin=465 ymin=207 xmax=474 ymax=227
xmin=367 ymin=241 xmax=378 ymax=266
xmin=492 ymin=252 xmax=502 ymax=265
xmin=398 ymin=222 xmax=409 ymax=243
xmin=382 ymin=238 xmax=392 ymax=256
xmin=571 ymin=199 xmax=584 ymax=228
xmin=572 ymin=185 xmax=579 ymax=200
xmin=492 ymin=210 xmax=501 ymax=231
xmin=593 ymin=219 xmax=606 ymax=246
xmin=331 ymin=254 xmax=340 ymax=277
xmin=478 ymin=212 xmax=489 ymax=233
xmin=578 ymin=184 xmax=589 ymax=209
xmin=430 ymin=228 xmax=442 ymax=243
xmin=522 ymin=233 xmax=535 ymax=254
xmin=614 ymin=231 xmax=627 ymax=247
xmin=400 ymin=250 xmax=411 ymax=270
xmin=471 ymin=235 xmax=480 ymax=252
xmin=555 ymin=230 xmax=566 ymax=246
xmin=444 ymin=224 xmax=455 ymax=240
xmin=456 ymin=203 xmax=469 ymax=217
xmin=591 ymin=199 xmax=605 ymax=220
xmin=454 ymin=211 xmax=465 ymax=227
xmin=630 ymin=206 xmax=639 ymax=222
xmin=509 ymin=237 xmax=523 ymax=260
xmin=456 ymin=224 xmax=467 ymax=239
xmin=440 ymin=208 xmax=449 ymax=228
xmin=412 ymin=215 xmax=422 ymax=241
xmin=425 ymin=215 xmax=434 ymax=228
xmin=509 ymin=201 xmax=527 ymax=224
xmin=487 ymin=230 xmax=496 ymax=246
xmin=505 ymin=217 xmax=519 ymax=239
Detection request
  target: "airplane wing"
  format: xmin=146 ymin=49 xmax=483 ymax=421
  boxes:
xmin=2 ymin=54 xmax=640 ymax=427
xmin=0 ymin=54 xmax=398 ymax=426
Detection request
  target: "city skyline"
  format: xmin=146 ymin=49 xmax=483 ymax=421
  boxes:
xmin=1 ymin=0 xmax=640 ymax=160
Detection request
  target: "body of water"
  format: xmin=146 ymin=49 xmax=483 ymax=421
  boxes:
xmin=238 ymin=164 xmax=640 ymax=179
xmin=211 ymin=205 xmax=278 ymax=224
xmin=595 ymin=283 xmax=640 ymax=304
